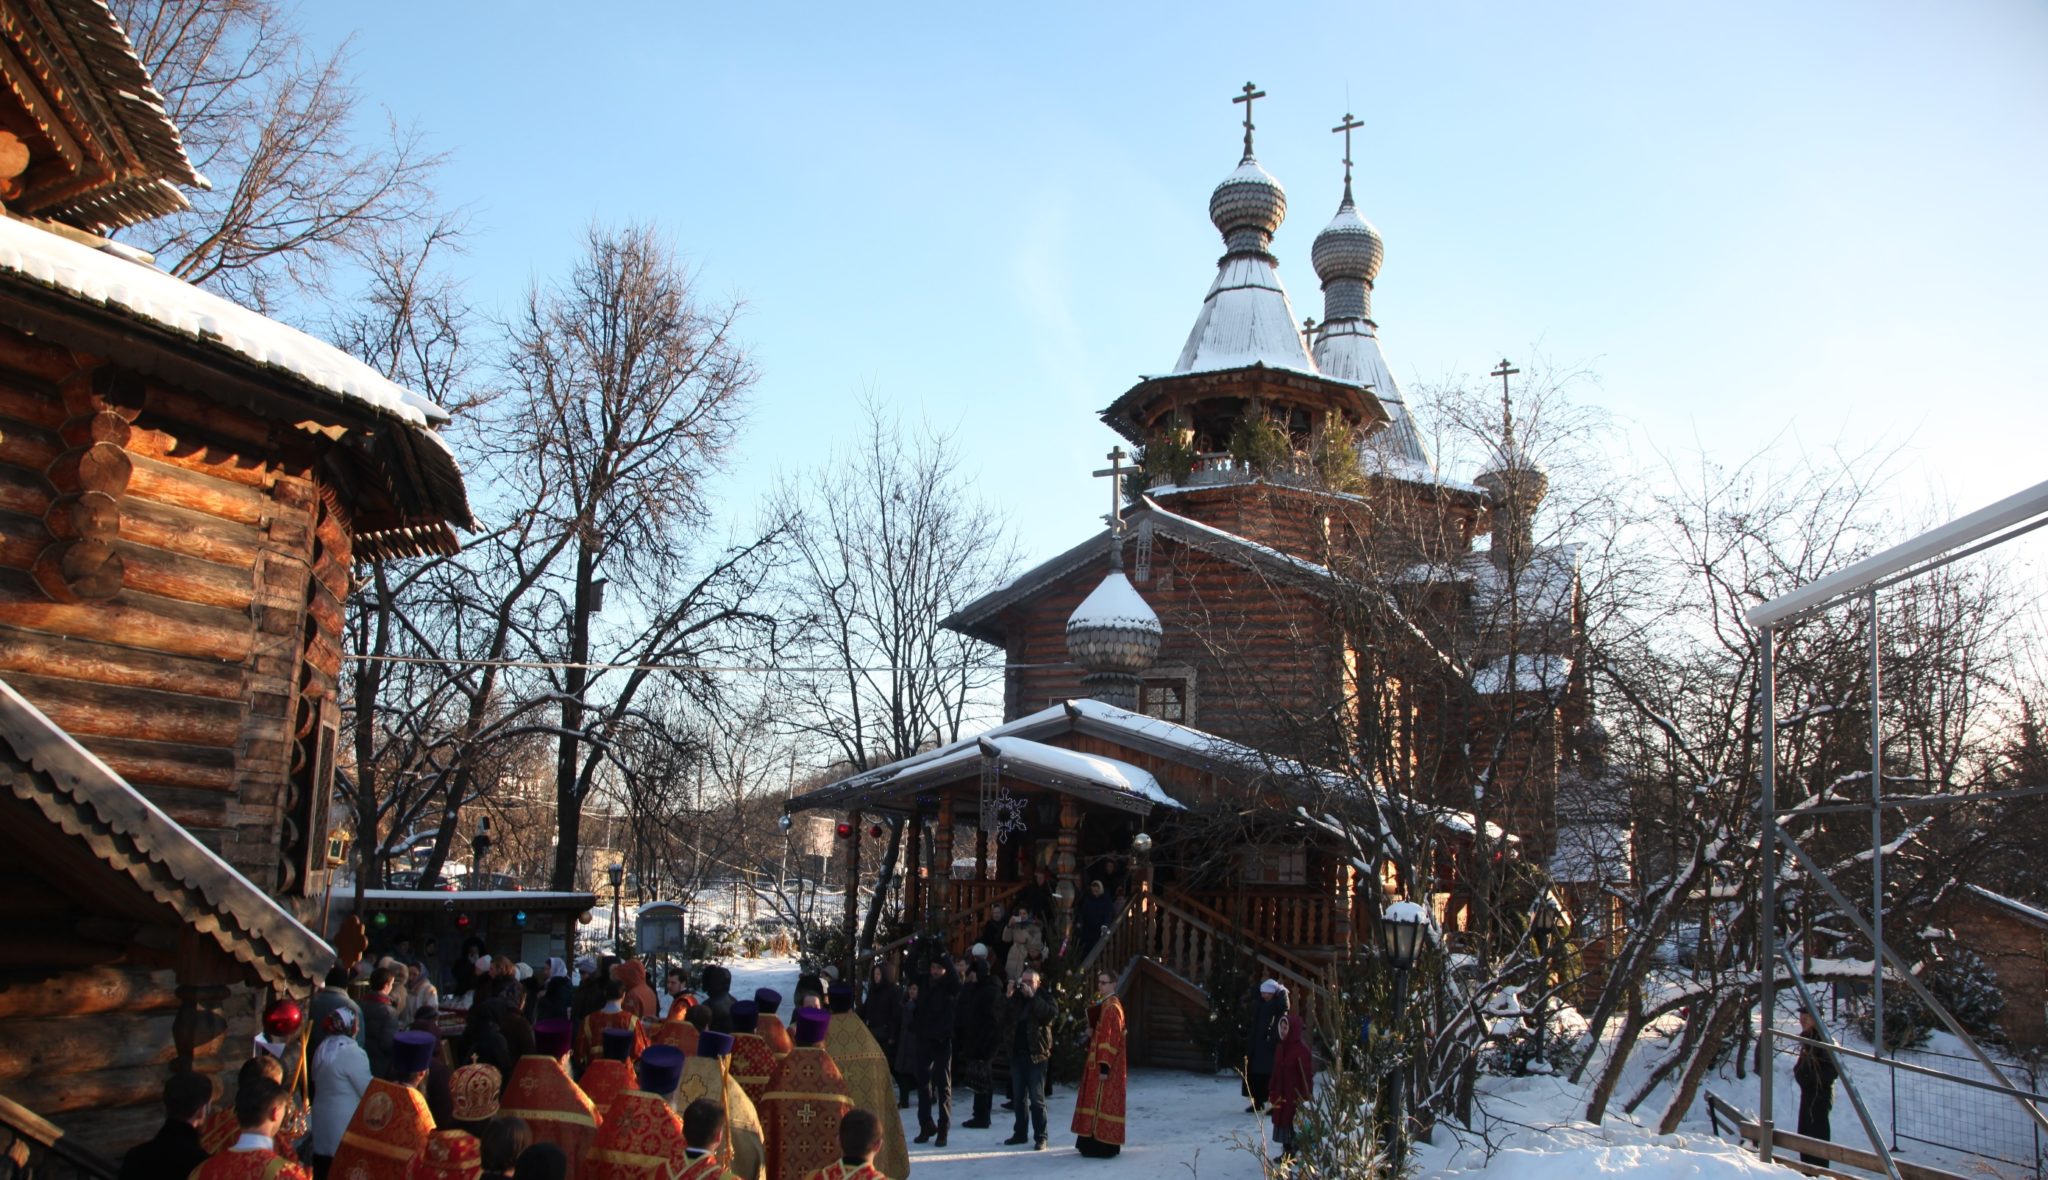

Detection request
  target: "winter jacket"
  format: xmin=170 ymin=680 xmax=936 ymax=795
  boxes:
xmin=955 ymin=975 xmax=999 ymax=1059
xmin=1794 ymin=1043 xmax=1838 ymax=1110
xmin=311 ymin=1034 xmax=374 ymax=1157
xmin=860 ymin=978 xmax=904 ymax=1053
xmin=362 ymin=992 xmax=399 ymax=1079
xmin=893 ymin=995 xmax=921 ymax=1076
xmin=913 ymin=963 xmax=960 ymax=1044
xmin=118 ymin=1120 xmax=208 ymax=1180
xmin=616 ymin=960 xmax=660 ymax=1020
xmin=1248 ymin=993 xmax=1287 ymax=1074
xmin=1004 ymin=985 xmax=1056 ymax=1064
xmin=1269 ymin=1016 xmax=1315 ymax=1133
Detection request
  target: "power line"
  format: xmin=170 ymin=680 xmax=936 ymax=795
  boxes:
xmin=343 ymin=651 xmax=1073 ymax=674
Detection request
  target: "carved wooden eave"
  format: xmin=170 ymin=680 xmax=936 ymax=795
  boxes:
xmin=0 ymin=0 xmax=205 ymax=231
xmin=1098 ymin=364 xmax=1390 ymax=446
xmin=0 ymin=675 xmax=335 ymax=989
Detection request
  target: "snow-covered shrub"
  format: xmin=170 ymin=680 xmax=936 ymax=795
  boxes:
xmin=1929 ymin=947 xmax=2005 ymax=1039
xmin=1198 ymin=941 xmax=1260 ymax=1076
xmin=1262 ymin=1057 xmax=1399 ymax=1180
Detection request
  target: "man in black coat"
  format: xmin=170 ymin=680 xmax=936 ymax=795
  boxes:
xmin=954 ymin=957 xmax=1000 ymax=1128
xmin=1075 ymin=879 xmax=1118 ymax=958
xmin=914 ymin=955 xmax=961 ymax=1146
xmin=118 ymin=1072 xmax=212 ymax=1180
xmin=700 ymin=963 xmax=737 ymax=1033
xmin=1001 ymin=968 xmax=1056 ymax=1150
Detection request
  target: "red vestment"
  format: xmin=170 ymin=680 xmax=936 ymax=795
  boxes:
xmin=586 ymin=1090 xmax=688 ymax=1180
xmin=755 ymin=1015 xmax=793 ymax=1057
xmin=647 ymin=1020 xmax=699 ymax=1056
xmin=760 ymin=1045 xmax=851 ymax=1180
xmin=578 ymin=1009 xmax=646 ymax=1069
xmin=730 ymin=1033 xmax=778 ymax=1105
xmin=580 ymin=1059 xmax=632 ymax=1121
xmin=802 ymin=1164 xmax=885 ymax=1180
xmin=200 ymin=1112 xmax=298 ymax=1161
xmin=666 ymin=994 xmax=696 ymax=1021
xmin=674 ymin=1152 xmax=737 ymax=1180
xmin=1071 ymin=996 xmax=1127 ymax=1146
xmin=328 ymin=1078 xmax=434 ymax=1180
xmin=502 ymin=1055 xmax=599 ymax=1179
xmin=191 ymin=1146 xmax=311 ymax=1180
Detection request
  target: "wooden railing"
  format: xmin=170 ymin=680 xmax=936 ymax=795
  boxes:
xmin=1183 ymin=889 xmax=1341 ymax=949
xmin=1074 ymin=888 xmax=1148 ymax=987
xmin=942 ymin=880 xmax=1023 ymax=957
xmin=0 ymin=1091 xmax=117 ymax=1179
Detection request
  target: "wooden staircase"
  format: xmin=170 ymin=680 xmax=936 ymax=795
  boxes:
xmin=1073 ymin=882 xmax=1345 ymax=1072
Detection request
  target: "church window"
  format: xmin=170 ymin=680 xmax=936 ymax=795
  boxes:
xmin=1241 ymin=845 xmax=1308 ymax=886
xmin=1140 ymin=677 xmax=1188 ymax=722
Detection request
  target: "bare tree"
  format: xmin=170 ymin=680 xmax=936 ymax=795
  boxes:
xmin=111 ymin=0 xmax=441 ymax=310
xmin=774 ymin=402 xmax=1019 ymax=952
xmin=502 ymin=223 xmax=783 ymax=891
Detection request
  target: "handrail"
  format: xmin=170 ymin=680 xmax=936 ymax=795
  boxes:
xmin=1153 ymin=892 xmax=1343 ymax=1044
xmin=0 ymin=1090 xmax=119 ymax=1178
xmin=1073 ymin=888 xmax=1148 ymax=981
xmin=1167 ymin=891 xmax=1332 ymax=986
xmin=942 ymin=881 xmax=1025 ymax=956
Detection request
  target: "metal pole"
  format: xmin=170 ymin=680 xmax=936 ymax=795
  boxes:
xmin=1869 ymin=588 xmax=1885 ymax=1058
xmin=1758 ymin=625 xmax=1779 ymax=1163
xmin=1389 ymin=967 xmax=1410 ymax=1171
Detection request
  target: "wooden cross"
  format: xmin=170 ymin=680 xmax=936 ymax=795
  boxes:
xmin=1093 ymin=446 xmax=1135 ymax=528
xmin=1233 ymin=82 xmax=1266 ymax=158
xmin=1490 ymin=358 xmax=1520 ymax=400
xmin=1490 ymin=358 xmax=1521 ymax=453
xmin=1332 ymin=112 xmax=1364 ymax=187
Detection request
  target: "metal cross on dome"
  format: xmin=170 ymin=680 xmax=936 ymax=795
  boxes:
xmin=1233 ymin=81 xmax=1266 ymax=158
xmin=1332 ymin=112 xmax=1364 ymax=190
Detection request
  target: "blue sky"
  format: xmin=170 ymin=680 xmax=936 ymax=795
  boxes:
xmin=306 ymin=1 xmax=2048 ymax=563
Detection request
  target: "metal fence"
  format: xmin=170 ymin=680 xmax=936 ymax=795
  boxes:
xmin=1889 ymin=1046 xmax=2047 ymax=1178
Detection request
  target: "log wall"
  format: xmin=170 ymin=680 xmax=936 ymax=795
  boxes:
xmin=0 ymin=323 xmax=342 ymax=898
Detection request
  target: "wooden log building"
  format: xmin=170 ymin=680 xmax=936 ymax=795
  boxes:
xmin=0 ymin=0 xmax=470 ymax=1155
xmin=791 ymin=101 xmax=1611 ymax=1053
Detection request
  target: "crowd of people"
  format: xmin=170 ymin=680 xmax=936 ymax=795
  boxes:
xmin=115 ymin=929 xmax=1141 ymax=1180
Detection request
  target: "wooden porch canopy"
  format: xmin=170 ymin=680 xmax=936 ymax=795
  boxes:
xmin=0 ymin=676 xmax=334 ymax=990
xmin=789 ymin=730 xmax=1183 ymax=820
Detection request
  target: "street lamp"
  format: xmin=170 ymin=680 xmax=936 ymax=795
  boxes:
xmin=1379 ymin=899 xmax=1427 ymax=1171
xmin=607 ymin=862 xmax=625 ymax=943
xmin=1527 ymin=894 xmax=1564 ymax=1074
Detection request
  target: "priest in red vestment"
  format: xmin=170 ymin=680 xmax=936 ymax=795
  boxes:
xmin=676 ymin=1032 xmax=764 ymax=1180
xmin=1071 ymin=970 xmax=1127 ymax=1158
xmin=502 ymin=1019 xmax=599 ymax=1178
xmin=578 ymin=981 xmax=646 ymax=1071
xmin=192 ymin=1074 xmax=310 ymax=1180
xmin=728 ymin=1002 xmax=778 ymax=1105
xmin=752 ymin=990 xmax=792 ymax=1057
xmin=587 ymin=1045 xmax=691 ymax=1180
xmin=801 ymin=1110 xmax=886 ymax=1180
xmin=581 ymin=1025 xmax=638 ymax=1122
xmin=760 ymin=1009 xmax=851 ymax=1180
xmin=329 ymin=1030 xmax=438 ymax=1180
xmin=200 ymin=1056 xmax=301 ymax=1162
xmin=648 ymin=1010 xmax=701 ymax=1056
xmin=674 ymin=1098 xmax=740 ymax=1180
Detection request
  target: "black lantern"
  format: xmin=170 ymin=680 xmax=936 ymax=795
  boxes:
xmin=1530 ymin=894 xmax=1563 ymax=955
xmin=607 ymin=862 xmax=626 ymax=942
xmin=1378 ymin=900 xmax=1426 ymax=972
xmin=470 ymin=816 xmax=492 ymax=882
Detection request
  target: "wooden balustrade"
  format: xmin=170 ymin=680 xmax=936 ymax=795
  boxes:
xmin=1184 ymin=889 xmax=1336 ymax=949
xmin=942 ymin=880 xmax=1023 ymax=957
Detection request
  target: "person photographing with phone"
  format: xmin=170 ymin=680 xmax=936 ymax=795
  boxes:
xmin=1001 ymin=969 xmax=1056 ymax=1150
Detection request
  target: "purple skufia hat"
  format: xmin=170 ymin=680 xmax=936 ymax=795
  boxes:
xmin=731 ymin=1001 xmax=759 ymax=1034
xmin=753 ymin=987 xmax=782 ymax=1014
xmin=601 ymin=1026 xmax=635 ymax=1061
xmin=696 ymin=1030 xmax=735 ymax=1058
xmin=534 ymin=1018 xmax=572 ymax=1058
xmin=793 ymin=1008 xmax=830 ymax=1046
xmin=827 ymin=983 xmax=855 ymax=1012
xmin=392 ymin=1029 xmax=438 ymax=1076
xmin=637 ymin=1045 xmax=684 ymax=1096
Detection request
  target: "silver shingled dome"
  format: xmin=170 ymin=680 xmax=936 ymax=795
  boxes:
xmin=1312 ymin=196 xmax=1384 ymax=286
xmin=1210 ymin=157 xmax=1288 ymax=246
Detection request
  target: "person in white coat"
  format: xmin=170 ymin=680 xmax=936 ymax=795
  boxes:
xmin=309 ymin=1008 xmax=373 ymax=1170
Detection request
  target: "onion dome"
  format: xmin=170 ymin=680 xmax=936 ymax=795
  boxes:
xmin=1311 ymin=187 xmax=1385 ymax=322
xmin=1066 ymin=568 xmax=1161 ymax=710
xmin=1210 ymin=157 xmax=1288 ymax=257
xmin=1476 ymin=416 xmax=1549 ymax=571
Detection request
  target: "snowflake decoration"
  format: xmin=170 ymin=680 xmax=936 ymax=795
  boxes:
xmin=984 ymin=785 xmax=1029 ymax=845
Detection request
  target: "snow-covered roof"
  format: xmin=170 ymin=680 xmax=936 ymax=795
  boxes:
xmin=1312 ymin=319 xmax=1442 ymax=482
xmin=1170 ymin=254 xmax=1318 ymax=377
xmin=1473 ymin=654 xmax=1573 ymax=696
xmin=1399 ymin=546 xmax=1581 ymax=624
xmin=1067 ymin=569 xmax=1161 ymax=634
xmin=0 ymin=214 xmax=448 ymax=429
xmin=1550 ymin=822 xmax=1632 ymax=884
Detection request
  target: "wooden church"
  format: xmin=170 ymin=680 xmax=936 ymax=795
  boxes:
xmin=0 ymin=0 xmax=469 ymax=1157
xmin=792 ymin=93 xmax=1609 ymax=1053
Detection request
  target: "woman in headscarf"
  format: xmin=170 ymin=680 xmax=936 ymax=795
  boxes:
xmin=1268 ymin=1011 xmax=1316 ymax=1160
xmin=537 ymin=974 xmax=573 ymax=1024
xmin=310 ymin=1008 xmax=372 ymax=1172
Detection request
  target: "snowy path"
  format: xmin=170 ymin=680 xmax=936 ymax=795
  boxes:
xmin=723 ymin=956 xmax=1267 ymax=1179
